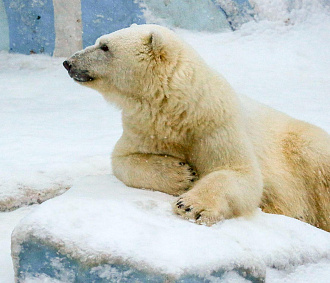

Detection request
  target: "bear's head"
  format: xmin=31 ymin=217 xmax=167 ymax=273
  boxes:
xmin=63 ymin=24 xmax=200 ymax=107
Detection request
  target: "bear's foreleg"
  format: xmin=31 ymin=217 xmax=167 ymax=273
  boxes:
xmin=173 ymin=127 xmax=263 ymax=225
xmin=173 ymin=169 xmax=263 ymax=225
xmin=112 ymin=153 xmax=197 ymax=196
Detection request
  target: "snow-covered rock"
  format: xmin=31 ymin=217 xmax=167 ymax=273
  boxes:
xmin=12 ymin=175 xmax=330 ymax=282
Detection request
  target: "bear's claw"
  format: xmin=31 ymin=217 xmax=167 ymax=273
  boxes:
xmin=173 ymin=193 xmax=225 ymax=226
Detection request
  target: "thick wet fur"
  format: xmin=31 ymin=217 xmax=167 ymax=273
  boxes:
xmin=64 ymin=24 xmax=330 ymax=231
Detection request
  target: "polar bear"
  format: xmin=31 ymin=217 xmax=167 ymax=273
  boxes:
xmin=64 ymin=24 xmax=330 ymax=231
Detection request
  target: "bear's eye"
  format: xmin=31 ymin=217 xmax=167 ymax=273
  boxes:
xmin=100 ymin=44 xmax=109 ymax=52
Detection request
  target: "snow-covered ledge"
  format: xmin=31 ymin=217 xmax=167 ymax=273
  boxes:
xmin=11 ymin=175 xmax=330 ymax=282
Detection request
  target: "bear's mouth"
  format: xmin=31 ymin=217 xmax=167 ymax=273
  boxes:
xmin=70 ymin=70 xmax=94 ymax=83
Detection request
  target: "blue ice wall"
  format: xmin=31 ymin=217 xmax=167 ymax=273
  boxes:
xmin=0 ymin=0 xmax=253 ymax=56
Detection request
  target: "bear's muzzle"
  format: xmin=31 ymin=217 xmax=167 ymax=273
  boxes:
xmin=63 ymin=60 xmax=94 ymax=83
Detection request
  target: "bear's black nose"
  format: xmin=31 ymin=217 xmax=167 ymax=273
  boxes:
xmin=63 ymin=60 xmax=71 ymax=71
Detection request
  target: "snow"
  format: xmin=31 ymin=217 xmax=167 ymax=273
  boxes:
xmin=250 ymin=0 xmax=330 ymax=24
xmin=11 ymin=175 xmax=330 ymax=282
xmin=0 ymin=52 xmax=122 ymax=211
xmin=1 ymin=3 xmax=330 ymax=282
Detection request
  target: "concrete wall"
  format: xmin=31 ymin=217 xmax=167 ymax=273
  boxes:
xmin=0 ymin=0 xmax=147 ymax=56
xmin=0 ymin=0 xmax=9 ymax=51
xmin=0 ymin=0 xmax=256 ymax=57
xmin=1 ymin=0 xmax=329 ymax=56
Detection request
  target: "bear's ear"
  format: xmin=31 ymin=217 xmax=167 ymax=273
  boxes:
xmin=147 ymin=31 xmax=166 ymax=61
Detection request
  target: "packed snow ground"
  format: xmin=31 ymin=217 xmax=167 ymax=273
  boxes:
xmin=1 ymin=10 xmax=330 ymax=283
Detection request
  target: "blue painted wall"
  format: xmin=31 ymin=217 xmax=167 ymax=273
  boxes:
xmin=81 ymin=0 xmax=145 ymax=48
xmin=144 ymin=0 xmax=230 ymax=32
xmin=3 ymin=0 xmax=55 ymax=54
xmin=0 ymin=0 xmax=9 ymax=51
xmin=16 ymin=239 xmax=264 ymax=282
xmin=0 ymin=0 xmax=258 ymax=56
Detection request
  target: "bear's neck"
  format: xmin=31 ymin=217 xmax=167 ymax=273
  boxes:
xmin=121 ymin=75 xmax=239 ymax=144
xmin=121 ymin=94 xmax=192 ymax=142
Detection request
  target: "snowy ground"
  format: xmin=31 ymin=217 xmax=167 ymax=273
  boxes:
xmin=11 ymin=175 xmax=330 ymax=282
xmin=1 ymin=9 xmax=330 ymax=283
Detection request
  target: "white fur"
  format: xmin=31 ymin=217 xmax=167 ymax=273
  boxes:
xmin=66 ymin=24 xmax=330 ymax=231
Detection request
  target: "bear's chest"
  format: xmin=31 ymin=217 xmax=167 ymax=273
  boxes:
xmin=123 ymin=107 xmax=192 ymax=158
xmin=136 ymin=132 xmax=187 ymax=159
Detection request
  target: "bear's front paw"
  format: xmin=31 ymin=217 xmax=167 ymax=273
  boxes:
xmin=167 ymin=161 xmax=198 ymax=194
xmin=173 ymin=190 xmax=231 ymax=226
